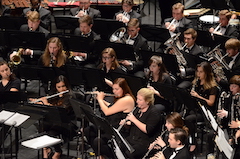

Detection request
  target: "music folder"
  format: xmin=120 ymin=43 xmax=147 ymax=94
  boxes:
xmin=54 ymin=15 xmax=79 ymax=30
xmin=0 ymin=110 xmax=30 ymax=127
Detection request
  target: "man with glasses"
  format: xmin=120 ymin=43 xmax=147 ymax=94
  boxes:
xmin=70 ymin=0 xmax=101 ymax=18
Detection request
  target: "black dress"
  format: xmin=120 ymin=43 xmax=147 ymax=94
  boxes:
xmin=0 ymin=78 xmax=21 ymax=91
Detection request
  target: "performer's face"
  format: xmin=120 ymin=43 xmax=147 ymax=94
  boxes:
xmin=122 ymin=3 xmax=132 ymax=12
xmin=165 ymin=120 xmax=174 ymax=131
xmin=184 ymin=34 xmax=195 ymax=48
xmin=56 ymin=81 xmax=67 ymax=93
xmin=149 ymin=62 xmax=160 ymax=74
xmin=112 ymin=84 xmax=123 ymax=98
xmin=127 ymin=26 xmax=139 ymax=38
xmin=0 ymin=64 xmax=11 ymax=80
xmin=172 ymin=9 xmax=183 ymax=21
xmin=168 ymin=133 xmax=181 ymax=148
xmin=230 ymin=84 xmax=240 ymax=95
xmin=28 ymin=19 xmax=40 ymax=31
xmin=226 ymin=48 xmax=238 ymax=57
xmin=196 ymin=66 xmax=205 ymax=81
xmin=219 ymin=15 xmax=229 ymax=27
xmin=80 ymin=22 xmax=92 ymax=34
xmin=79 ymin=0 xmax=90 ymax=9
xmin=136 ymin=94 xmax=149 ymax=110
xmin=48 ymin=42 xmax=59 ymax=56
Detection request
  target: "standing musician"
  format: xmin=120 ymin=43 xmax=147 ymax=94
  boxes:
xmin=120 ymin=88 xmax=162 ymax=158
xmin=70 ymin=0 xmax=101 ymax=18
xmin=84 ymin=78 xmax=135 ymax=159
xmin=217 ymin=75 xmax=240 ymax=159
xmin=119 ymin=18 xmax=150 ymax=77
xmin=9 ymin=11 xmax=49 ymax=65
xmin=29 ymin=75 xmax=76 ymax=159
xmin=185 ymin=61 xmax=219 ymax=153
xmin=209 ymin=10 xmax=239 ymax=38
xmin=146 ymin=55 xmax=173 ymax=112
xmin=0 ymin=60 xmax=20 ymax=92
xmin=114 ymin=0 xmax=141 ymax=24
xmin=163 ymin=3 xmax=193 ymax=36
xmin=73 ymin=15 xmax=101 ymax=67
xmin=23 ymin=0 xmax=51 ymax=29
xmin=147 ymin=112 xmax=190 ymax=158
xmin=150 ymin=128 xmax=190 ymax=159
xmin=38 ymin=37 xmax=67 ymax=68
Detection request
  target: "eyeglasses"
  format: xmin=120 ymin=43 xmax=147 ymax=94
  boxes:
xmin=102 ymin=56 xmax=112 ymax=60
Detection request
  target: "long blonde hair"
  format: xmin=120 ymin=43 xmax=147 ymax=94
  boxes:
xmin=42 ymin=37 xmax=66 ymax=67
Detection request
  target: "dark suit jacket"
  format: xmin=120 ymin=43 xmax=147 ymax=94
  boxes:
xmin=225 ymin=25 xmax=239 ymax=38
xmin=23 ymin=7 xmax=51 ymax=29
xmin=0 ymin=5 xmax=10 ymax=16
xmin=114 ymin=10 xmax=141 ymax=21
xmin=70 ymin=7 xmax=101 ymax=18
xmin=20 ymin=24 xmax=50 ymax=38
xmin=164 ymin=17 xmax=193 ymax=33
xmin=163 ymin=145 xmax=190 ymax=159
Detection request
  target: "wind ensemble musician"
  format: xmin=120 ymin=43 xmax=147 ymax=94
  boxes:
xmin=147 ymin=112 xmax=190 ymax=158
xmin=114 ymin=0 xmax=141 ymax=24
xmin=70 ymin=0 xmax=101 ymax=18
xmin=217 ymin=75 xmax=240 ymax=159
xmin=120 ymin=88 xmax=162 ymax=158
xmin=23 ymin=0 xmax=51 ymax=29
xmin=84 ymin=78 xmax=135 ymax=159
xmin=185 ymin=61 xmax=219 ymax=153
xmin=209 ymin=10 xmax=239 ymax=38
xmin=29 ymin=75 xmax=76 ymax=159
xmin=163 ymin=3 xmax=193 ymax=36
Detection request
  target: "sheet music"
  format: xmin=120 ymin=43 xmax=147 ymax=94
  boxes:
xmin=112 ymin=138 xmax=125 ymax=159
xmin=4 ymin=112 xmax=30 ymax=127
xmin=21 ymin=135 xmax=62 ymax=149
xmin=0 ymin=110 xmax=15 ymax=122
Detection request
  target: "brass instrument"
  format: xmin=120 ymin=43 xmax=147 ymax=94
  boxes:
xmin=29 ymin=90 xmax=69 ymax=104
xmin=206 ymin=44 xmax=230 ymax=81
xmin=11 ymin=48 xmax=24 ymax=65
xmin=164 ymin=33 xmax=188 ymax=78
xmin=167 ymin=19 xmax=176 ymax=29
xmin=213 ymin=23 xmax=221 ymax=33
xmin=142 ymin=129 xmax=168 ymax=159
xmin=109 ymin=27 xmax=126 ymax=43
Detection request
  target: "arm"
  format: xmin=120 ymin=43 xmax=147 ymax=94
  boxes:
xmin=190 ymin=91 xmax=216 ymax=106
xmin=127 ymin=112 xmax=147 ymax=133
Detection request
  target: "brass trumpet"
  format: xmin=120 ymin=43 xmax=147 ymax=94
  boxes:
xmin=10 ymin=48 xmax=24 ymax=65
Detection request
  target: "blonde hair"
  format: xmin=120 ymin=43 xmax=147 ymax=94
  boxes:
xmin=172 ymin=3 xmax=184 ymax=13
xmin=42 ymin=37 xmax=66 ymax=67
xmin=127 ymin=18 xmax=139 ymax=28
xmin=137 ymin=88 xmax=155 ymax=106
xmin=27 ymin=11 xmax=40 ymax=22
xmin=99 ymin=47 xmax=120 ymax=70
xmin=225 ymin=38 xmax=240 ymax=50
xmin=219 ymin=10 xmax=232 ymax=20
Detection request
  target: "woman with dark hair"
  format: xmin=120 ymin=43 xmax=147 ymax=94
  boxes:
xmin=84 ymin=77 xmax=135 ymax=159
xmin=29 ymin=75 xmax=76 ymax=159
xmin=0 ymin=60 xmax=20 ymax=91
xmin=185 ymin=61 xmax=218 ymax=153
xmin=146 ymin=55 xmax=173 ymax=112
xmin=38 ymin=37 xmax=67 ymax=68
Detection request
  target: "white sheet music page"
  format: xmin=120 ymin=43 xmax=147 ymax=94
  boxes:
xmin=4 ymin=112 xmax=30 ymax=126
xmin=21 ymin=135 xmax=62 ymax=149
xmin=0 ymin=110 xmax=15 ymax=122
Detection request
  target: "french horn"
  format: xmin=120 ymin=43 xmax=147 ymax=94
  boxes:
xmin=109 ymin=27 xmax=126 ymax=43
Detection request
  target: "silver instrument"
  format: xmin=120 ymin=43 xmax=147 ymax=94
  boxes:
xmin=213 ymin=23 xmax=222 ymax=34
xmin=142 ymin=129 xmax=168 ymax=159
xmin=84 ymin=91 xmax=116 ymax=97
xmin=117 ymin=107 xmax=136 ymax=131
xmin=29 ymin=90 xmax=69 ymax=104
xmin=167 ymin=19 xmax=176 ymax=29
xmin=109 ymin=27 xmax=126 ymax=43
xmin=217 ymin=91 xmax=230 ymax=126
xmin=206 ymin=44 xmax=230 ymax=81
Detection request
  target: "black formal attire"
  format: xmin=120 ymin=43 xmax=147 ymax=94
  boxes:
xmin=158 ymin=0 xmax=181 ymax=23
xmin=70 ymin=7 xmax=101 ymax=19
xmin=0 ymin=5 xmax=10 ymax=16
xmin=114 ymin=10 xmax=141 ymax=21
xmin=125 ymin=105 xmax=162 ymax=159
xmin=73 ymin=29 xmax=101 ymax=66
xmin=163 ymin=145 xmax=190 ymax=159
xmin=211 ymin=25 xmax=239 ymax=38
xmin=184 ymin=83 xmax=218 ymax=146
xmin=23 ymin=6 xmax=51 ymax=29
xmin=164 ymin=17 xmax=193 ymax=33
xmin=0 ymin=78 xmax=21 ymax=91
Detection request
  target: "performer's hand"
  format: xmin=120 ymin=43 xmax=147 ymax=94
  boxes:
xmin=190 ymin=90 xmax=199 ymax=98
xmin=96 ymin=91 xmax=105 ymax=100
xmin=217 ymin=109 xmax=228 ymax=118
xmin=126 ymin=112 xmax=137 ymax=123
xmin=209 ymin=27 xmax=214 ymax=33
xmin=155 ymin=136 xmax=166 ymax=148
xmin=23 ymin=49 xmax=33 ymax=55
xmin=116 ymin=13 xmax=123 ymax=21
xmin=119 ymin=60 xmax=131 ymax=66
xmin=229 ymin=120 xmax=240 ymax=129
xmin=75 ymin=10 xmax=85 ymax=17
xmin=73 ymin=52 xmax=86 ymax=58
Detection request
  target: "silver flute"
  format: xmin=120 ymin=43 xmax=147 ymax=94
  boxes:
xmin=84 ymin=91 xmax=116 ymax=96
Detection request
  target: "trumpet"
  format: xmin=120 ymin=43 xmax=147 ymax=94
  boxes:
xmin=29 ymin=90 xmax=69 ymax=104
xmin=167 ymin=19 xmax=176 ymax=29
xmin=84 ymin=91 xmax=116 ymax=97
xmin=117 ymin=107 xmax=136 ymax=131
xmin=10 ymin=48 xmax=24 ymax=65
xmin=142 ymin=129 xmax=168 ymax=159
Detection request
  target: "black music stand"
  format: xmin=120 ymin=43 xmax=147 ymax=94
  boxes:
xmin=7 ymin=30 xmax=46 ymax=50
xmin=94 ymin=40 xmax=135 ymax=61
xmin=0 ymin=91 xmax=27 ymax=105
xmin=0 ymin=16 xmax=27 ymax=30
xmin=110 ymin=72 xmax=146 ymax=97
xmin=196 ymin=30 xmax=214 ymax=47
xmin=65 ymin=65 xmax=84 ymax=87
xmin=92 ymin=18 xmax=125 ymax=40
xmin=54 ymin=15 xmax=79 ymax=31
xmin=200 ymin=0 xmax=229 ymax=10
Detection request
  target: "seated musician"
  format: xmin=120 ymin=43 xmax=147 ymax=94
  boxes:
xmin=0 ymin=60 xmax=20 ymax=92
xmin=163 ymin=3 xmax=193 ymax=36
xmin=114 ymin=0 xmax=141 ymax=24
xmin=84 ymin=78 xmax=135 ymax=159
xmin=119 ymin=18 xmax=150 ymax=76
xmin=120 ymin=88 xmax=162 ymax=158
xmin=146 ymin=55 xmax=173 ymax=112
xmin=9 ymin=11 xmax=49 ymax=65
xmin=23 ymin=0 xmax=51 ymax=29
xmin=0 ymin=0 xmax=10 ymax=16
xmin=150 ymin=128 xmax=190 ymax=159
xmin=73 ymin=15 xmax=100 ymax=67
xmin=29 ymin=75 xmax=76 ymax=159
xmin=217 ymin=75 xmax=240 ymax=159
xmin=209 ymin=10 xmax=239 ymax=38
xmin=70 ymin=0 xmax=101 ymax=18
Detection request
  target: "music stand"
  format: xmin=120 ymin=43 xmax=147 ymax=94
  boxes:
xmin=54 ymin=15 xmax=79 ymax=31
xmin=196 ymin=30 xmax=215 ymax=47
xmin=95 ymin=40 xmax=136 ymax=61
xmin=200 ymin=0 xmax=229 ymax=10
xmin=92 ymin=18 xmax=125 ymax=40
xmin=0 ymin=16 xmax=27 ymax=30
xmin=0 ymin=91 xmax=27 ymax=105
xmin=7 ymin=30 xmax=46 ymax=50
